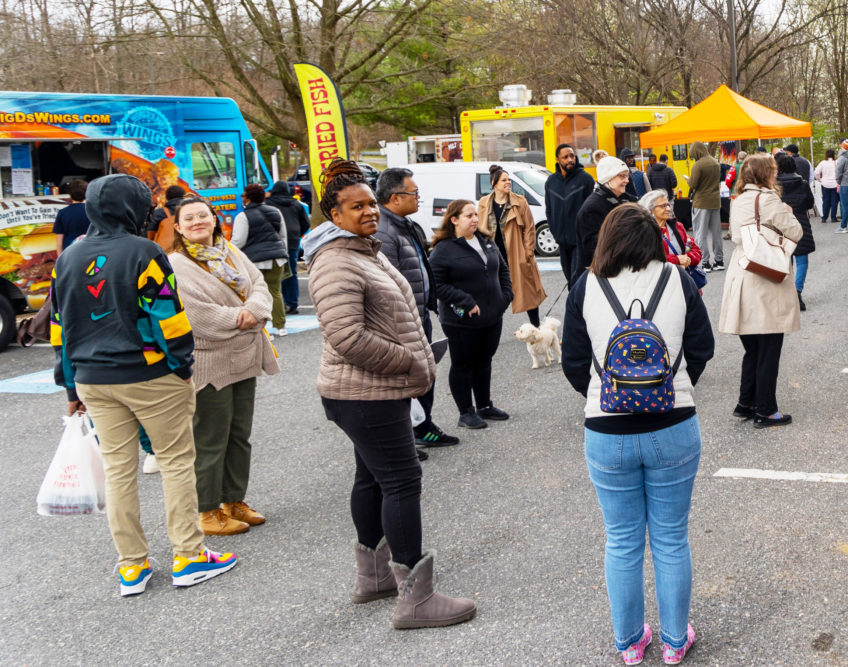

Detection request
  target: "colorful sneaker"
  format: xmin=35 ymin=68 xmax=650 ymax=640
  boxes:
xmin=662 ymin=624 xmax=695 ymax=664
xmin=172 ymin=548 xmax=237 ymax=587
xmin=118 ymin=559 xmax=153 ymax=597
xmin=414 ymin=423 xmax=460 ymax=447
xmin=622 ymin=624 xmax=652 ymax=665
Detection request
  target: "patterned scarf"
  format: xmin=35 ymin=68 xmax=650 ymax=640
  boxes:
xmin=182 ymin=235 xmax=249 ymax=300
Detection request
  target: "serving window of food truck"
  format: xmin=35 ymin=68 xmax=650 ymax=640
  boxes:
xmin=0 ymin=140 xmax=108 ymax=197
xmin=554 ymin=113 xmax=597 ymax=165
xmin=469 ymin=116 xmax=546 ymax=166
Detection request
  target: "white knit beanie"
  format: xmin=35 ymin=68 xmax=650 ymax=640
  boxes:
xmin=596 ymin=157 xmax=629 ymax=185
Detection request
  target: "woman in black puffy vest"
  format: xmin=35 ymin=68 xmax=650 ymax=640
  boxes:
xmin=231 ymin=184 xmax=289 ymax=336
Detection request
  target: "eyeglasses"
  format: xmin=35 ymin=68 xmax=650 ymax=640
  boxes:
xmin=654 ymin=202 xmax=672 ymax=209
xmin=394 ymin=190 xmax=420 ymax=197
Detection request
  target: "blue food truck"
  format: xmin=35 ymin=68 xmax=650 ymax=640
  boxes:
xmin=0 ymin=91 xmax=272 ymax=350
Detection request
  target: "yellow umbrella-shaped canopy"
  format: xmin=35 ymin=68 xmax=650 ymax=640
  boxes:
xmin=640 ymin=85 xmax=811 ymax=148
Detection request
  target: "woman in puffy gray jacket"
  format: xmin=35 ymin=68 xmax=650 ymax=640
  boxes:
xmin=304 ymin=159 xmax=475 ymax=631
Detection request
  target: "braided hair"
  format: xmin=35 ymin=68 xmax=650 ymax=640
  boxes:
xmin=319 ymin=158 xmax=367 ymax=221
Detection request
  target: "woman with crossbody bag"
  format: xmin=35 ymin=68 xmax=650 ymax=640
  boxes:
xmin=562 ymin=204 xmax=714 ymax=665
xmin=719 ymin=153 xmax=802 ymax=428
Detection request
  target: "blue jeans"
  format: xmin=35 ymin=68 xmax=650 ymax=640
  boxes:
xmin=281 ymin=247 xmax=299 ymax=309
xmin=840 ymin=187 xmax=848 ymax=229
xmin=821 ymin=186 xmax=838 ymax=221
xmin=585 ymin=415 xmax=701 ymax=651
xmin=794 ymin=254 xmax=808 ymax=292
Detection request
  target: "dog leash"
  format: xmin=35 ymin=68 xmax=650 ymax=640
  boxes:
xmin=542 ymin=282 xmax=569 ymax=320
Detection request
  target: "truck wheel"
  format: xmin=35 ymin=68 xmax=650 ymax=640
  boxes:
xmin=535 ymin=222 xmax=560 ymax=258
xmin=0 ymin=294 xmax=16 ymax=352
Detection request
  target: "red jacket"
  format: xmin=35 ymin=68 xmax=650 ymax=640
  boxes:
xmin=661 ymin=219 xmax=702 ymax=266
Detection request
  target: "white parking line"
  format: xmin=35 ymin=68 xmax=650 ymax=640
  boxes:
xmin=714 ymin=468 xmax=848 ymax=484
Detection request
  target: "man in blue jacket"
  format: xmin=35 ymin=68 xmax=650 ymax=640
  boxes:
xmin=545 ymin=144 xmax=595 ymax=288
xmin=51 ymin=173 xmax=237 ymax=597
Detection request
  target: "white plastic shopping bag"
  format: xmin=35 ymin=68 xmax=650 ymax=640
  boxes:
xmin=410 ymin=398 xmax=426 ymax=427
xmin=36 ymin=414 xmax=106 ymax=516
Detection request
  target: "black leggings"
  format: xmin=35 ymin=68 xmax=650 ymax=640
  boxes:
xmin=322 ymin=397 xmax=422 ymax=568
xmin=738 ymin=333 xmax=784 ymax=415
xmin=442 ymin=320 xmax=503 ymax=413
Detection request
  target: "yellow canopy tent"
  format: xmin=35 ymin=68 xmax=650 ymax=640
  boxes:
xmin=640 ymin=85 xmax=811 ymax=148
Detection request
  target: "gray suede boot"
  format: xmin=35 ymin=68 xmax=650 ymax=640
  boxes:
xmin=351 ymin=537 xmax=398 ymax=603
xmin=389 ymin=551 xmax=477 ymax=629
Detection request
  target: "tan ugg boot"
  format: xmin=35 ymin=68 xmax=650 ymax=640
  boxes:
xmin=351 ymin=537 xmax=398 ymax=603
xmin=199 ymin=508 xmax=249 ymax=536
xmin=389 ymin=551 xmax=476 ymax=629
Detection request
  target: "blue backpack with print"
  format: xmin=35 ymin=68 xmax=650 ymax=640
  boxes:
xmin=592 ymin=264 xmax=682 ymax=414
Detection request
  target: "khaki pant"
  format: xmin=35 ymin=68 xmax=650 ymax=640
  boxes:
xmin=77 ymin=374 xmax=204 ymax=567
xmin=260 ymin=262 xmax=287 ymax=329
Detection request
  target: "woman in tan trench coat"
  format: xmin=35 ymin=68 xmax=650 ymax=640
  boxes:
xmin=478 ymin=164 xmax=546 ymax=326
xmin=718 ymin=153 xmax=802 ymax=429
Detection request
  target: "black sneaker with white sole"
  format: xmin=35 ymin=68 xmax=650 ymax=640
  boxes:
xmin=712 ymin=260 xmax=724 ymax=271
xmin=702 ymin=263 xmax=713 ymax=273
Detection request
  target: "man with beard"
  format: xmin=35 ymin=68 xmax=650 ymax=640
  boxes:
xmin=544 ymin=144 xmax=595 ymax=288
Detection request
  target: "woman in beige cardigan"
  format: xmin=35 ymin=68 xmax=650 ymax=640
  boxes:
xmin=718 ymin=154 xmax=802 ymax=428
xmin=478 ymin=164 xmax=546 ymax=326
xmin=303 ymin=159 xmax=475 ymax=630
xmin=169 ymin=196 xmax=279 ymax=535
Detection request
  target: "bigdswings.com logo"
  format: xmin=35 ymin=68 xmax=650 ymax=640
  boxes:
xmin=117 ymin=106 xmax=176 ymax=161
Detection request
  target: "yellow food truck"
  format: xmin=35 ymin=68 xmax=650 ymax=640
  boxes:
xmin=459 ymin=100 xmax=692 ymax=192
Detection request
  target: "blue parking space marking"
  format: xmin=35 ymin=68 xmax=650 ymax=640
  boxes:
xmin=282 ymin=314 xmax=319 ymax=334
xmin=537 ymin=261 xmax=562 ymax=272
xmin=0 ymin=369 xmax=63 ymax=394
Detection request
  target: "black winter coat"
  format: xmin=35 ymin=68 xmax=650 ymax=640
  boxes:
xmin=544 ymin=165 xmax=595 ymax=247
xmin=777 ymin=173 xmax=815 ymax=256
xmin=266 ymin=194 xmax=310 ymax=251
xmin=241 ymin=203 xmax=288 ymax=263
xmin=429 ymin=232 xmax=513 ymax=329
xmin=648 ymin=163 xmax=678 ymax=198
xmin=576 ymin=185 xmax=636 ymax=268
xmin=374 ymin=205 xmax=437 ymax=319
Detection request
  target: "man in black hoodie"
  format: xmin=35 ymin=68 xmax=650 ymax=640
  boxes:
xmin=51 ymin=174 xmax=237 ymax=597
xmin=544 ymin=144 xmax=595 ymax=288
xmin=266 ymin=180 xmax=310 ymax=314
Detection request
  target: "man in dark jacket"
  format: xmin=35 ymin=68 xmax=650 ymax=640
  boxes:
xmin=619 ymin=148 xmax=649 ymax=198
xmin=145 ymin=185 xmax=185 ymax=241
xmin=647 ymin=154 xmax=678 ymax=198
xmin=545 ymin=144 xmax=595 ymax=288
xmin=375 ymin=168 xmax=459 ymax=451
xmin=576 ymin=157 xmax=636 ymax=269
xmin=51 ymin=174 xmax=237 ymax=596
xmin=784 ymin=144 xmax=813 ymax=184
xmin=266 ymin=180 xmax=310 ymax=314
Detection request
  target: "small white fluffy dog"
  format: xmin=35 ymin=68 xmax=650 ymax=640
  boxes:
xmin=514 ymin=317 xmax=562 ymax=369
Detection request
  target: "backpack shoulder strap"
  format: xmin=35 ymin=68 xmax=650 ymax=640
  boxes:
xmin=644 ymin=264 xmax=671 ymax=320
xmin=596 ymin=275 xmax=628 ymax=322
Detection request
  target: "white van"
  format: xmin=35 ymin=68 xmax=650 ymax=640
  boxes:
xmin=398 ymin=161 xmax=559 ymax=256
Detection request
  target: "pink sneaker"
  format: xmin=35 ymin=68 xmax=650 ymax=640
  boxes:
xmin=621 ymin=624 xmax=652 ymax=665
xmin=662 ymin=624 xmax=696 ymax=664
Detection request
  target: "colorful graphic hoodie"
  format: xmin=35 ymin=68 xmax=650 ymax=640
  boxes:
xmin=51 ymin=174 xmax=194 ymax=401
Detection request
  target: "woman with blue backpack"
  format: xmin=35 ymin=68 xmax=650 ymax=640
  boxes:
xmin=562 ymin=203 xmax=714 ymax=665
